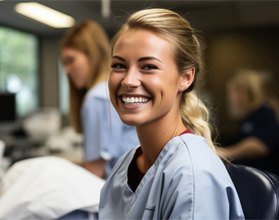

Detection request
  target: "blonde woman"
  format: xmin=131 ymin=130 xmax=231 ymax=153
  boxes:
xmin=220 ymin=69 xmax=279 ymax=175
xmin=99 ymin=9 xmax=244 ymax=219
xmin=60 ymin=20 xmax=138 ymax=178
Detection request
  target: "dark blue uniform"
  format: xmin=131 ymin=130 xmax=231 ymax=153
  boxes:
xmin=235 ymin=104 xmax=279 ymax=175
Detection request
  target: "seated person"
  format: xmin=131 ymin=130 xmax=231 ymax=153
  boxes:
xmin=218 ymin=69 xmax=279 ymax=175
xmin=99 ymin=8 xmax=244 ymax=219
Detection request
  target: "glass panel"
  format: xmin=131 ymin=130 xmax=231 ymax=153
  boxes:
xmin=58 ymin=61 xmax=69 ymax=115
xmin=0 ymin=26 xmax=38 ymax=117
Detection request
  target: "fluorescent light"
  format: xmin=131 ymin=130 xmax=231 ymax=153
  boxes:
xmin=101 ymin=0 xmax=110 ymax=18
xmin=15 ymin=2 xmax=75 ymax=28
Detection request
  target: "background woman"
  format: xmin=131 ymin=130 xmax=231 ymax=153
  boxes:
xmin=60 ymin=20 xmax=138 ymax=178
xmin=219 ymin=69 xmax=279 ymax=175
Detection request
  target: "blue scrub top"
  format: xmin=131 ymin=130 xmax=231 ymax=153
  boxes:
xmin=99 ymin=134 xmax=244 ymax=219
xmin=81 ymin=81 xmax=139 ymax=176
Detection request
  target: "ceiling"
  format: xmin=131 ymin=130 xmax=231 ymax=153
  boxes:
xmin=1 ymin=0 xmax=279 ymax=37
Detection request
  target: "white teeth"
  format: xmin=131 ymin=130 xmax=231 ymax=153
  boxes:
xmin=122 ymin=96 xmax=148 ymax=104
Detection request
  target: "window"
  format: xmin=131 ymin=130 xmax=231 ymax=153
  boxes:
xmin=58 ymin=61 xmax=69 ymax=115
xmin=0 ymin=26 xmax=38 ymax=117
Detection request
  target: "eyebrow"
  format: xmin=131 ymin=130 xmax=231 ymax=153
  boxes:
xmin=138 ymin=56 xmax=162 ymax=63
xmin=112 ymin=55 xmax=162 ymax=63
xmin=112 ymin=55 xmax=126 ymax=61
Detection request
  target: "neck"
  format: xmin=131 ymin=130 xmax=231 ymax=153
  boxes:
xmin=136 ymin=112 xmax=186 ymax=173
xmin=87 ymin=72 xmax=107 ymax=89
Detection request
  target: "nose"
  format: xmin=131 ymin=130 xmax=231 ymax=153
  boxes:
xmin=121 ymin=67 xmax=140 ymax=89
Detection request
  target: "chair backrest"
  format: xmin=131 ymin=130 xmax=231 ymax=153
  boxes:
xmin=226 ymin=164 xmax=279 ymax=219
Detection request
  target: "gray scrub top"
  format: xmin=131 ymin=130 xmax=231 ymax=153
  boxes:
xmin=99 ymin=134 xmax=244 ymax=220
xmin=81 ymin=81 xmax=139 ymax=176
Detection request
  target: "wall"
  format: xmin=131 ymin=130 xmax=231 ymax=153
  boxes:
xmin=204 ymin=28 xmax=279 ymax=139
xmin=39 ymin=36 xmax=60 ymax=108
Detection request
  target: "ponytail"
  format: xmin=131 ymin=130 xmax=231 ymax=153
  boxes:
xmin=180 ymin=91 xmax=216 ymax=151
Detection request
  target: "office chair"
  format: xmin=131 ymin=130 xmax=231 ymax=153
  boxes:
xmin=226 ymin=163 xmax=279 ymax=219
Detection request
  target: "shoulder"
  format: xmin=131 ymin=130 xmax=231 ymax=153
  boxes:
xmin=180 ymin=134 xmax=225 ymax=172
xmin=250 ymin=104 xmax=277 ymax=120
xmin=161 ymin=134 xmax=232 ymax=188
xmin=159 ymin=135 xmax=243 ymax=219
xmin=258 ymin=104 xmax=275 ymax=113
xmin=86 ymin=81 xmax=108 ymax=100
xmin=162 ymin=134 xmax=220 ymax=169
xmin=243 ymin=104 xmax=279 ymax=134
xmin=82 ymin=81 xmax=110 ymax=111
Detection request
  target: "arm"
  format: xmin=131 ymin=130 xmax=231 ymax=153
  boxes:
xmin=217 ymin=137 xmax=269 ymax=161
xmin=81 ymin=92 xmax=124 ymax=177
xmin=80 ymin=159 xmax=106 ymax=178
xmin=81 ymin=96 xmax=110 ymax=177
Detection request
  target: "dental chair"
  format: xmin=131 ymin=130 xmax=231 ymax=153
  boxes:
xmin=226 ymin=163 xmax=279 ymax=219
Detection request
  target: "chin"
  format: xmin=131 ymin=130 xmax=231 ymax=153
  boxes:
xmin=120 ymin=119 xmax=140 ymax=126
xmin=119 ymin=115 xmax=142 ymax=126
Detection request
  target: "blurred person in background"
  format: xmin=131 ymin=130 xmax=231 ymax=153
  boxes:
xmin=60 ymin=20 xmax=138 ymax=178
xmin=218 ymin=69 xmax=279 ymax=175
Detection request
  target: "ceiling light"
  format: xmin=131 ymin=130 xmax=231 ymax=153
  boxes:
xmin=15 ymin=2 xmax=75 ymax=28
xmin=101 ymin=0 xmax=110 ymax=18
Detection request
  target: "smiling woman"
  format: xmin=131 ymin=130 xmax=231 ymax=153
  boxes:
xmin=99 ymin=8 xmax=244 ymax=220
xmin=109 ymin=29 xmax=185 ymax=128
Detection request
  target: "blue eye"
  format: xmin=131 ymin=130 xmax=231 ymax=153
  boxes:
xmin=142 ymin=64 xmax=158 ymax=70
xmin=111 ymin=63 xmax=126 ymax=70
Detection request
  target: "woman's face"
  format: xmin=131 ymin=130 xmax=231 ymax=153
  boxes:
xmin=61 ymin=48 xmax=91 ymax=89
xmin=227 ymin=83 xmax=249 ymax=118
xmin=109 ymin=29 xmax=194 ymax=127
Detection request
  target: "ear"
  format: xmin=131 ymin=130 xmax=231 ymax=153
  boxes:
xmin=178 ymin=67 xmax=195 ymax=92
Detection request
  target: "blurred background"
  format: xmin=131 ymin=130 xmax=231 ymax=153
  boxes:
xmin=0 ymin=0 xmax=279 ymax=166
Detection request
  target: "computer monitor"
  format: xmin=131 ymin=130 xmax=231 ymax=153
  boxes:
xmin=0 ymin=92 xmax=16 ymax=122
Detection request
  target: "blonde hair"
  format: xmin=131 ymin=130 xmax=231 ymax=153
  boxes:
xmin=229 ymin=69 xmax=279 ymax=119
xmin=60 ymin=20 xmax=110 ymax=133
xmin=112 ymin=8 xmax=215 ymax=151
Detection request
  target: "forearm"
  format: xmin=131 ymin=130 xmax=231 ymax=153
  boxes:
xmin=218 ymin=137 xmax=269 ymax=161
xmin=80 ymin=158 xmax=106 ymax=178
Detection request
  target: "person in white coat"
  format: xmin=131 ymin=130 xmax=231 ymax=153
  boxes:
xmin=99 ymin=8 xmax=244 ymax=219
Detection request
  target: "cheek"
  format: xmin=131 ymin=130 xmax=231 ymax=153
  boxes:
xmin=74 ymin=56 xmax=88 ymax=73
xmin=81 ymin=59 xmax=90 ymax=73
xmin=228 ymin=90 xmax=238 ymax=104
xmin=158 ymin=76 xmax=180 ymax=98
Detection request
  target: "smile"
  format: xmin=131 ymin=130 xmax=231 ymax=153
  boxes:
xmin=121 ymin=96 xmax=150 ymax=104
